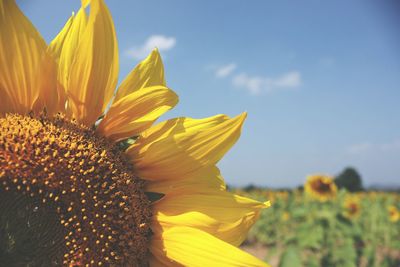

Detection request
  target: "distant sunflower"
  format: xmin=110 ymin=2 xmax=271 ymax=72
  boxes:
xmin=342 ymin=196 xmax=361 ymax=219
xmin=281 ymin=211 xmax=290 ymax=222
xmin=304 ymin=175 xmax=337 ymax=202
xmin=0 ymin=1 xmax=270 ymax=266
xmin=388 ymin=205 xmax=400 ymax=223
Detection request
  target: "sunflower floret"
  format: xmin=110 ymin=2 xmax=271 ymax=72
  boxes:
xmin=0 ymin=113 xmax=152 ymax=266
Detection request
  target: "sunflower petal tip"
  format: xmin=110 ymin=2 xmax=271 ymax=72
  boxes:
xmin=170 ymin=88 xmax=179 ymax=104
xmin=233 ymin=112 xmax=247 ymax=128
xmin=81 ymin=0 xmax=90 ymax=8
xmin=263 ymin=200 xmax=271 ymax=208
xmin=150 ymin=47 xmax=162 ymax=59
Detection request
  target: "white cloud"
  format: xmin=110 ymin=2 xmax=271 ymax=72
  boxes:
xmin=232 ymin=73 xmax=264 ymax=95
xmin=232 ymin=71 xmax=302 ymax=95
xmin=346 ymin=139 xmax=400 ymax=155
xmin=125 ymin=35 xmax=176 ymax=59
xmin=215 ymin=63 xmax=237 ymax=78
xmin=269 ymin=71 xmax=302 ymax=88
xmin=379 ymin=139 xmax=400 ymax=151
xmin=346 ymin=143 xmax=373 ymax=155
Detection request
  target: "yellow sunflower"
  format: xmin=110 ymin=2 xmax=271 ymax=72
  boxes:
xmin=281 ymin=211 xmax=290 ymax=222
xmin=342 ymin=195 xmax=361 ymax=219
xmin=388 ymin=205 xmax=400 ymax=223
xmin=304 ymin=174 xmax=337 ymax=202
xmin=0 ymin=0 xmax=270 ymax=266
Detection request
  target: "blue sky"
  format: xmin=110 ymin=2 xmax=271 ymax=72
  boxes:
xmin=18 ymin=0 xmax=400 ymax=187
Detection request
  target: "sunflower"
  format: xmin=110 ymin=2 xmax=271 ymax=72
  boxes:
xmin=342 ymin=195 xmax=361 ymax=219
xmin=281 ymin=211 xmax=290 ymax=222
xmin=304 ymin=175 xmax=337 ymax=202
xmin=0 ymin=1 xmax=270 ymax=266
xmin=388 ymin=205 xmax=399 ymax=223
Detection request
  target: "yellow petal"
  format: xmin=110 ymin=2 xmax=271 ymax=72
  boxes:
xmin=151 ymin=227 xmax=270 ymax=267
xmin=152 ymin=191 xmax=269 ymax=246
xmin=32 ymin=52 xmax=66 ymax=115
xmin=134 ymin=113 xmax=230 ymax=149
xmin=47 ymin=8 xmax=87 ymax=119
xmin=0 ymin=0 xmax=52 ymax=114
xmin=97 ymin=86 xmax=178 ymax=141
xmin=0 ymin=89 xmax=13 ymax=115
xmin=114 ymin=49 xmax=165 ymax=102
xmin=126 ymin=113 xmax=247 ymax=181
xmin=49 ymin=8 xmax=87 ymax=92
xmin=81 ymin=0 xmax=90 ymax=8
xmin=48 ymin=14 xmax=75 ymax=63
xmin=146 ymin=165 xmax=226 ymax=195
xmin=149 ymin=254 xmax=177 ymax=267
xmin=66 ymin=0 xmax=119 ymax=125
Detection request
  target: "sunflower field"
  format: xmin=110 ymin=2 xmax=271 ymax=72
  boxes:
xmin=236 ymin=188 xmax=400 ymax=267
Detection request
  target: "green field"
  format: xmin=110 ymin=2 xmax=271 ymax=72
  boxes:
xmin=235 ymin=188 xmax=400 ymax=267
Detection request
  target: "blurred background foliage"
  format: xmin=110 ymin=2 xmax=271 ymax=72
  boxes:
xmin=234 ymin=167 xmax=400 ymax=267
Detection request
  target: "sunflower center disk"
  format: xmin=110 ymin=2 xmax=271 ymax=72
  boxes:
xmin=348 ymin=204 xmax=358 ymax=214
xmin=0 ymin=113 xmax=152 ymax=266
xmin=313 ymin=180 xmax=332 ymax=193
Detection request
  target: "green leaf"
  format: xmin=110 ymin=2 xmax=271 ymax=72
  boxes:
xmin=145 ymin=192 xmax=165 ymax=203
xmin=279 ymin=246 xmax=302 ymax=267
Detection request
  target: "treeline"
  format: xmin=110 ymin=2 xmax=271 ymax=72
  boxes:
xmin=235 ymin=167 xmax=400 ymax=193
